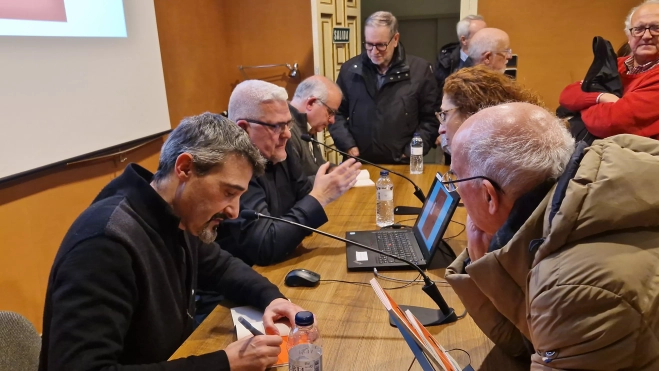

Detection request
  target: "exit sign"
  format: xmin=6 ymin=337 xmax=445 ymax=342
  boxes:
xmin=333 ymin=27 xmax=350 ymax=43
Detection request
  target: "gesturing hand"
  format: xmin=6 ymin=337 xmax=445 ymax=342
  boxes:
xmin=310 ymin=159 xmax=362 ymax=207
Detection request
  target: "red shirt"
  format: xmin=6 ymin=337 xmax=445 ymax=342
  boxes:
xmin=559 ymin=57 xmax=659 ymax=139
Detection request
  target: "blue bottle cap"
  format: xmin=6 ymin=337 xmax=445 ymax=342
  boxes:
xmin=380 ymin=170 xmax=389 ymax=176
xmin=414 ymin=132 xmax=420 ymax=136
xmin=295 ymin=311 xmax=315 ymax=326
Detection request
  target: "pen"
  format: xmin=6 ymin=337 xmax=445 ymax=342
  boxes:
xmin=237 ymin=316 xmax=264 ymax=336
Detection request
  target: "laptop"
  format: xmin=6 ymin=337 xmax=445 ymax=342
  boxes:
xmin=345 ymin=173 xmax=460 ymax=271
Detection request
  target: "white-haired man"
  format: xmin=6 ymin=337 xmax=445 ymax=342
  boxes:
xmin=444 ymin=102 xmax=659 ymax=369
xmin=217 ymin=80 xmax=361 ymax=266
xmin=288 ymin=75 xmax=343 ymax=183
xmin=560 ymin=0 xmax=659 ymax=139
xmin=329 ymin=11 xmax=440 ymax=164
xmin=465 ymin=27 xmax=512 ymax=73
xmin=434 ymin=15 xmax=487 ymax=92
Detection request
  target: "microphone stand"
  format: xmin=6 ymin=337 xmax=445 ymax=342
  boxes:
xmin=301 ymin=134 xmax=426 ymax=204
xmin=242 ymin=210 xmax=458 ymax=327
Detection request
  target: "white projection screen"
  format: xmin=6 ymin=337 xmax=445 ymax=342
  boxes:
xmin=0 ymin=0 xmax=170 ymax=182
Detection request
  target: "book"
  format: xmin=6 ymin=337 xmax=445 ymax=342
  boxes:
xmin=230 ymin=306 xmax=290 ymax=368
xmin=353 ymin=169 xmax=375 ymax=187
xmin=369 ymin=278 xmax=463 ymax=371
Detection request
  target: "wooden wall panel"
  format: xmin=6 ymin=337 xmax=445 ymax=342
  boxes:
xmin=479 ymin=0 xmax=639 ymax=110
xmin=222 ymin=0 xmax=314 ymax=100
xmin=0 ymin=0 xmax=315 ymax=333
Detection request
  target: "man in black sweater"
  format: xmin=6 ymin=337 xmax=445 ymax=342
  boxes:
xmin=39 ymin=113 xmax=304 ymax=370
xmin=218 ymin=80 xmax=361 ymax=266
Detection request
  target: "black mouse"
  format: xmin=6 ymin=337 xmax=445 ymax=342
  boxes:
xmin=284 ymin=269 xmax=321 ymax=287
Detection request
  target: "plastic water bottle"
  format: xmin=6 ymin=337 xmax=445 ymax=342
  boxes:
xmin=288 ymin=311 xmax=322 ymax=371
xmin=410 ymin=132 xmax=424 ymax=174
xmin=376 ymin=171 xmax=394 ymax=227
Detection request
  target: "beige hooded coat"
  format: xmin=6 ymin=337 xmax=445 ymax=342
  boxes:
xmin=445 ymin=135 xmax=659 ymax=370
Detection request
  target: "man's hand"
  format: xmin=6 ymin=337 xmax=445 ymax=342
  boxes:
xmin=598 ymin=93 xmax=619 ymax=104
xmin=309 ymin=159 xmax=362 ymax=207
xmin=347 ymin=147 xmax=360 ymax=157
xmin=466 ymin=215 xmax=493 ymax=262
xmin=225 ymin=335 xmax=282 ymax=371
xmin=262 ymin=298 xmax=305 ymax=335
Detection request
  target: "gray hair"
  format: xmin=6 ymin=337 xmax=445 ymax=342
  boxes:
xmin=456 ymin=104 xmax=575 ymax=199
xmin=153 ymin=112 xmax=266 ymax=182
xmin=228 ymin=80 xmax=288 ymax=122
xmin=457 ymin=14 xmax=485 ymax=39
xmin=293 ymin=76 xmax=342 ymax=101
xmin=625 ymin=0 xmax=659 ymax=35
xmin=365 ymin=11 xmax=398 ymax=37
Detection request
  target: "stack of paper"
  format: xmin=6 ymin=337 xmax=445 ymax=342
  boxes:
xmin=370 ymin=278 xmax=463 ymax=371
xmin=353 ymin=169 xmax=375 ymax=187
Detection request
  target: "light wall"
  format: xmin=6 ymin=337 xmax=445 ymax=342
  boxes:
xmin=479 ymin=0 xmax=639 ymax=110
xmin=0 ymin=0 xmax=313 ymax=332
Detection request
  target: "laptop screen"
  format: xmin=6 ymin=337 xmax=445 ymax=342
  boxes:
xmin=413 ymin=174 xmax=459 ymax=252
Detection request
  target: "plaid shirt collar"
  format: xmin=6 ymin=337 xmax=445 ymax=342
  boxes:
xmin=625 ymin=56 xmax=659 ymax=75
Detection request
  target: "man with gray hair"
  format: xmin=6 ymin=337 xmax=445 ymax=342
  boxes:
xmin=288 ymin=75 xmax=343 ymax=182
xmin=40 ymin=112 xmax=305 ymax=370
xmin=444 ymin=102 xmax=659 ymax=368
xmin=560 ymin=0 xmax=659 ymax=139
xmin=329 ymin=11 xmax=440 ymax=164
xmin=434 ymin=15 xmax=487 ymax=92
xmin=218 ymin=80 xmax=361 ymax=266
xmin=464 ymin=27 xmax=512 ymax=73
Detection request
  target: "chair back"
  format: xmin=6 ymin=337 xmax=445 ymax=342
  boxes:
xmin=0 ymin=311 xmax=41 ymax=371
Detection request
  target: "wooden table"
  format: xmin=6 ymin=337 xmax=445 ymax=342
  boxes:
xmin=171 ymin=165 xmax=529 ymax=370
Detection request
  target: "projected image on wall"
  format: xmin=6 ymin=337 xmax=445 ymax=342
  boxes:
xmin=0 ymin=0 xmax=127 ymax=37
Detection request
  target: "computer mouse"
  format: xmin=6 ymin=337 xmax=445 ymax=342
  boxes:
xmin=284 ymin=269 xmax=321 ymax=287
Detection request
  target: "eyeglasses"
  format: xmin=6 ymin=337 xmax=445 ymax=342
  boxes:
xmin=492 ymin=48 xmax=513 ymax=58
xmin=441 ymin=169 xmax=504 ymax=193
xmin=629 ymin=25 xmax=659 ymax=37
xmin=238 ymin=118 xmax=293 ymax=134
xmin=314 ymin=98 xmax=338 ymax=117
xmin=435 ymin=107 xmax=459 ymax=123
xmin=363 ymin=34 xmax=396 ymax=52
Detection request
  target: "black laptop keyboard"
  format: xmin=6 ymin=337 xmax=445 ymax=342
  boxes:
xmin=374 ymin=231 xmax=419 ymax=264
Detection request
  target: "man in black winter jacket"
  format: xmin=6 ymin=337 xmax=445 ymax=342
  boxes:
xmin=39 ymin=113 xmax=304 ymax=371
xmin=434 ymin=15 xmax=487 ymax=95
xmin=328 ymin=11 xmax=440 ymax=164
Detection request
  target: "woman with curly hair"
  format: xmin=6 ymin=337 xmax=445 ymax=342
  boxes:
xmin=438 ymin=65 xmax=544 ymax=153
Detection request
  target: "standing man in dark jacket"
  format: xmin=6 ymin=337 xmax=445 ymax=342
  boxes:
xmin=434 ymin=15 xmax=487 ymax=94
xmin=40 ymin=113 xmax=305 ymax=371
xmin=328 ymin=11 xmax=440 ymax=164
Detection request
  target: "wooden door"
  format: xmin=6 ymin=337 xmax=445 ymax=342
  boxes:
xmin=311 ymin=0 xmax=361 ymax=164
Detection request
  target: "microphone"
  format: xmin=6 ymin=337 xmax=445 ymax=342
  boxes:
xmin=301 ymin=134 xmax=426 ymax=203
xmin=240 ymin=210 xmax=458 ymax=327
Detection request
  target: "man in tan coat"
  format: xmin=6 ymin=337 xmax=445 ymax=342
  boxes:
xmin=444 ymin=102 xmax=659 ymax=370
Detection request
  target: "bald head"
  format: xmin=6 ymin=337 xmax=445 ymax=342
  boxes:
xmin=467 ymin=28 xmax=511 ymax=73
xmin=453 ymin=102 xmax=574 ymax=200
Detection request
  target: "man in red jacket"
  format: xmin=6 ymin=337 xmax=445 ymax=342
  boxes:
xmin=559 ymin=0 xmax=659 ymax=139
